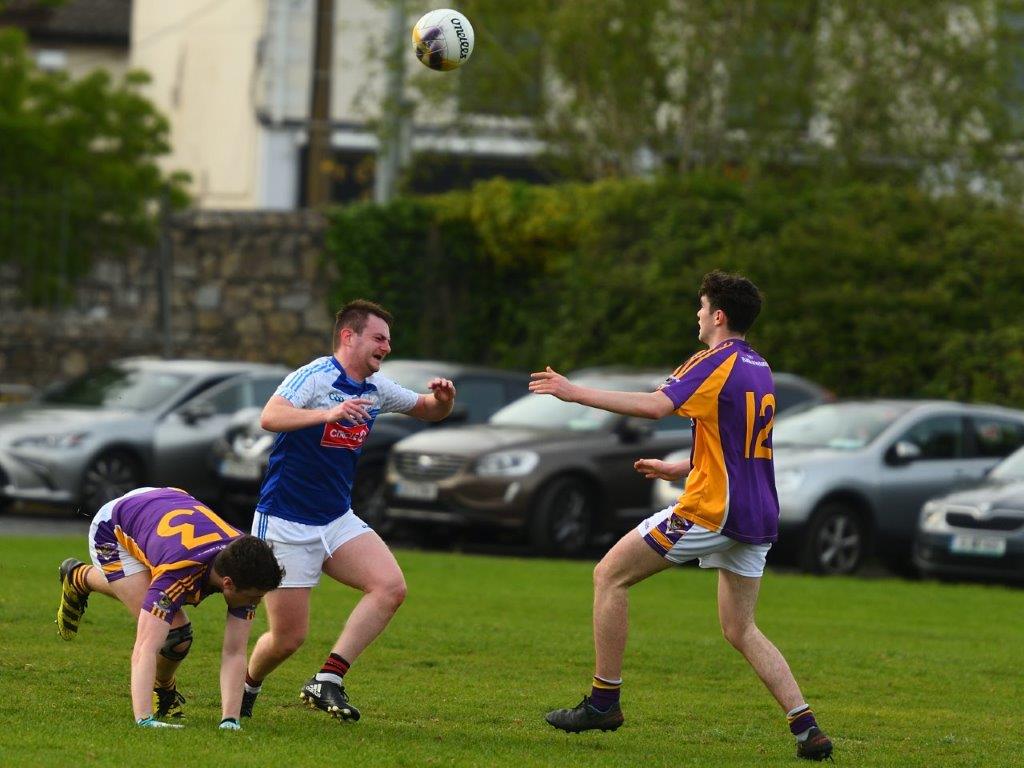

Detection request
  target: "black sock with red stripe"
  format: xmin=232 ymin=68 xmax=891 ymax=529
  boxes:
xmin=315 ymin=653 xmax=350 ymax=686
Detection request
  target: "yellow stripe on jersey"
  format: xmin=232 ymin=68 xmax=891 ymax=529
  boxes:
xmin=150 ymin=559 xmax=203 ymax=580
xmin=672 ymin=353 xmax=738 ymax=533
xmin=113 ymin=528 xmax=153 ymax=570
xmin=675 ymin=342 xmax=733 ymax=382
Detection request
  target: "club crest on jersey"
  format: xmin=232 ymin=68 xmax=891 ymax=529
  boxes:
xmin=321 ymin=421 xmax=370 ymax=450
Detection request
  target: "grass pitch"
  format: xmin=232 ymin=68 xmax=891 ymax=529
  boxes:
xmin=1 ymin=536 xmax=1021 ymax=767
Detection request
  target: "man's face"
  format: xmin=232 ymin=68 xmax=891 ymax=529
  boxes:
xmin=222 ymin=582 xmax=267 ymax=610
xmin=697 ymin=295 xmax=715 ymax=345
xmin=353 ymin=315 xmax=392 ymax=373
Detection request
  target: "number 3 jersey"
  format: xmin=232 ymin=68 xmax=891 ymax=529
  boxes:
xmin=93 ymin=487 xmax=253 ymax=623
xmin=256 ymin=356 xmax=420 ymax=526
xmin=660 ymin=338 xmax=780 ymax=545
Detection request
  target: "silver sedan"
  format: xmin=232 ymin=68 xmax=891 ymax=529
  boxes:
xmin=652 ymin=399 xmax=1024 ymax=575
xmin=0 ymin=357 xmax=287 ymax=515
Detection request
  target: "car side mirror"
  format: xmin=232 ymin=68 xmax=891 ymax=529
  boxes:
xmin=180 ymin=401 xmax=216 ymax=425
xmin=617 ymin=417 xmax=654 ymax=443
xmin=886 ymin=440 xmax=922 ymax=466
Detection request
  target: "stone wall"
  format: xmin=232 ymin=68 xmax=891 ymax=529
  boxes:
xmin=0 ymin=210 xmax=334 ymax=389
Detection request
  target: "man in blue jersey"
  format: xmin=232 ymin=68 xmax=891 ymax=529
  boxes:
xmin=531 ymin=272 xmax=832 ymax=761
xmin=243 ymin=299 xmax=456 ymax=722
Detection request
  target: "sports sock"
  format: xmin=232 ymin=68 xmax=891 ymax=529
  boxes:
xmin=155 ymin=676 xmax=176 ymax=691
xmin=69 ymin=563 xmax=94 ymax=594
xmin=244 ymin=672 xmax=262 ymax=694
xmin=314 ymin=653 xmax=350 ymax=686
xmin=787 ymin=703 xmax=818 ymax=741
xmin=589 ymin=675 xmax=622 ymax=711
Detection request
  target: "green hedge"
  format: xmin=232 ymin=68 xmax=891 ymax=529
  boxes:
xmin=324 ymin=174 xmax=1024 ymax=406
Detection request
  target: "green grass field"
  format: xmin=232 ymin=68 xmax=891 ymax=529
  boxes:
xmin=2 ymin=536 xmax=1021 ymax=767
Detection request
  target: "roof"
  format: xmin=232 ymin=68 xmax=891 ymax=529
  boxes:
xmin=116 ymin=357 xmax=288 ymax=377
xmin=0 ymin=0 xmax=131 ymax=46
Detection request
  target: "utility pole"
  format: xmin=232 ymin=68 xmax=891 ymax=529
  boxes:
xmin=305 ymin=0 xmax=334 ymax=207
xmin=375 ymin=0 xmax=409 ymax=204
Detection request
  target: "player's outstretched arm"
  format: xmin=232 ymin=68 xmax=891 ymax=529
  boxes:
xmin=219 ymin=614 xmax=253 ymax=724
xmin=529 ymin=367 xmax=675 ymax=419
xmin=260 ymin=394 xmax=374 ymax=432
xmin=131 ymin=611 xmax=172 ymax=723
xmin=406 ymin=378 xmax=456 ymax=422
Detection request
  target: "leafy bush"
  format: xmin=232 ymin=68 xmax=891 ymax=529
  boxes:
xmin=324 ymin=173 xmax=1024 ymax=406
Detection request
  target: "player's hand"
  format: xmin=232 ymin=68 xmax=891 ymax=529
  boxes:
xmin=324 ymin=397 xmax=374 ymax=424
xmin=634 ymin=458 xmax=689 ymax=481
xmin=136 ymin=715 xmax=184 ymax=729
xmin=529 ymin=366 xmax=576 ymax=402
xmin=427 ymin=378 xmax=456 ymax=405
xmin=219 ymin=718 xmax=242 ymax=731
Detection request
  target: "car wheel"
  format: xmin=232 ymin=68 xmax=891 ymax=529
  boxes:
xmin=352 ymin=463 xmax=393 ymax=536
xmin=529 ymin=477 xmax=594 ymax=557
xmin=800 ymin=502 xmax=867 ymax=575
xmin=80 ymin=451 xmax=143 ymax=516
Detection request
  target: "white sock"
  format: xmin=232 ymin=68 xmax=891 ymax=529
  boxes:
xmin=315 ymin=672 xmax=344 ymax=686
xmin=244 ymin=681 xmax=261 ymax=694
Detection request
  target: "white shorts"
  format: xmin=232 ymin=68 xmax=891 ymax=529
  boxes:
xmin=636 ymin=506 xmax=771 ymax=578
xmin=252 ymin=510 xmax=373 ymax=588
xmin=88 ymin=488 xmax=154 ymax=582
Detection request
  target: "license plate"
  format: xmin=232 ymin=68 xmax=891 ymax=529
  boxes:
xmin=219 ymin=458 xmax=263 ymax=481
xmin=950 ymin=534 xmax=1006 ymax=557
xmin=394 ymin=480 xmax=438 ymax=501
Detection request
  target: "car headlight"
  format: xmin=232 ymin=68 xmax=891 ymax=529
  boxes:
xmin=475 ymin=450 xmax=540 ymax=477
xmin=12 ymin=432 xmax=90 ymax=449
xmin=919 ymin=501 xmax=950 ymax=533
xmin=774 ymin=468 xmax=804 ymax=493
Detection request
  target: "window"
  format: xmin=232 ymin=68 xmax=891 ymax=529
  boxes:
xmin=454 ymin=377 xmax=508 ymax=422
xmin=252 ymin=376 xmax=282 ymax=406
xmin=775 ymin=382 xmax=814 ymax=414
xmin=971 ymin=416 xmax=1024 ymax=458
xmin=653 ymin=414 xmax=690 ymax=433
xmin=195 ymin=381 xmax=247 ymax=415
xmin=898 ymin=416 xmax=964 ymax=460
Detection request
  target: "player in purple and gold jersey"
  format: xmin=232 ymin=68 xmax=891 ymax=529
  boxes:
xmin=532 ymin=271 xmax=833 ymax=761
xmin=56 ymin=486 xmax=283 ymax=729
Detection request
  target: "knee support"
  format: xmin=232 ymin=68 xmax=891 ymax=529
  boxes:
xmin=160 ymin=622 xmax=193 ymax=661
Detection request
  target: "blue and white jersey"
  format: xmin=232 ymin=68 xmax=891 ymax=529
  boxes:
xmin=256 ymin=356 xmax=420 ymax=525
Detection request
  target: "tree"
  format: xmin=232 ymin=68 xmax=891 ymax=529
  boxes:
xmin=0 ymin=28 xmax=189 ymax=301
xmin=410 ymin=0 xmax=1024 ymax=195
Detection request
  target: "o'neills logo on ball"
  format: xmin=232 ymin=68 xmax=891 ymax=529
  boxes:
xmin=321 ymin=421 xmax=370 ymax=450
xmin=451 ymin=17 xmax=470 ymax=59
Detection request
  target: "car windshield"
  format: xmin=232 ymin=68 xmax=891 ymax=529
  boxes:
xmin=38 ymin=365 xmax=192 ymax=411
xmin=773 ymin=402 xmax=911 ymax=450
xmin=990 ymin=446 xmax=1024 ymax=481
xmin=489 ymin=378 xmax=645 ymax=431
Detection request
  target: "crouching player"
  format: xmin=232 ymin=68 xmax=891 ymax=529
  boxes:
xmin=56 ymin=486 xmax=284 ymax=729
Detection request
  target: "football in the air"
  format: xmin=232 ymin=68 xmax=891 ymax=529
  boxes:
xmin=412 ymin=9 xmax=475 ymax=71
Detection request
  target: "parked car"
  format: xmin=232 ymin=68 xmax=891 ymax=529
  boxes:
xmin=0 ymin=358 xmax=289 ymax=515
xmin=210 ymin=359 xmax=531 ymax=528
xmin=914 ymin=444 xmax=1024 ymax=582
xmin=718 ymin=399 xmax=1024 ymax=576
xmin=385 ymin=371 xmax=696 ymax=556
xmin=651 ymin=372 xmax=836 ymax=510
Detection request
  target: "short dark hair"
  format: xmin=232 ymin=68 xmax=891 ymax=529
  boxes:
xmin=333 ymin=299 xmax=393 ymax=349
xmin=699 ymin=270 xmax=763 ymax=334
xmin=213 ymin=535 xmax=284 ymax=592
